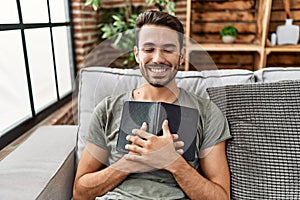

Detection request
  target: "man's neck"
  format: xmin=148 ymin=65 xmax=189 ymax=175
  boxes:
xmin=133 ymin=82 xmax=180 ymax=103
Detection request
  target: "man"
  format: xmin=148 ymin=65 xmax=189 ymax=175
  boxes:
xmin=73 ymin=10 xmax=231 ymax=200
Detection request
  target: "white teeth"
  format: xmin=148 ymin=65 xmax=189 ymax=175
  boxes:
xmin=150 ymin=68 xmax=166 ymax=73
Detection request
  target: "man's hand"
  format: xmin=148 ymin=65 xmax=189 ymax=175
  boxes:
xmin=124 ymin=120 xmax=184 ymax=169
xmin=112 ymin=122 xmax=155 ymax=173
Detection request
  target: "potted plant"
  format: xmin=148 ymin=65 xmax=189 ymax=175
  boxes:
xmin=220 ymin=25 xmax=238 ymax=44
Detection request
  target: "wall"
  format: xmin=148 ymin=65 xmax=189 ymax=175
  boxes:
xmin=71 ymin=0 xmax=100 ymax=70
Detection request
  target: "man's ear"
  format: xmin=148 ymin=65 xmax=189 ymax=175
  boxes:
xmin=134 ymin=46 xmax=140 ymax=63
xmin=179 ymin=48 xmax=186 ymax=65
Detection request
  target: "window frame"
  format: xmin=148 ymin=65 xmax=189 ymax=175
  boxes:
xmin=0 ymin=0 xmax=77 ymax=150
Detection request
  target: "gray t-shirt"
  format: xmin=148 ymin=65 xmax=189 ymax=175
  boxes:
xmin=86 ymin=88 xmax=231 ymax=199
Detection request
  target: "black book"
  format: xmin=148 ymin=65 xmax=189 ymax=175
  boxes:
xmin=117 ymin=101 xmax=199 ymax=161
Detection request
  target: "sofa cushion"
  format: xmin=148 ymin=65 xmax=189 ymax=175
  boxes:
xmin=0 ymin=125 xmax=77 ymax=199
xmin=255 ymin=67 xmax=300 ymax=82
xmin=76 ymin=66 xmax=255 ymax=161
xmin=207 ymin=80 xmax=300 ymax=199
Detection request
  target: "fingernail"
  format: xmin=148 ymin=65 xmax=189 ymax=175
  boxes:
xmin=125 ymin=144 xmax=129 ymax=149
xmin=178 ymin=149 xmax=184 ymax=155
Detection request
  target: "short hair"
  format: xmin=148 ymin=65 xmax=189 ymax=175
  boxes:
xmin=135 ymin=10 xmax=184 ymax=50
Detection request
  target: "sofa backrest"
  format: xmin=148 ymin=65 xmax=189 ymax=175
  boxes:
xmin=76 ymin=66 xmax=255 ymax=161
xmin=255 ymin=67 xmax=300 ymax=83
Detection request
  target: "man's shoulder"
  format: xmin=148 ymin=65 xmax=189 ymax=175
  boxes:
xmin=94 ymin=90 xmax=132 ymax=111
xmin=179 ymin=88 xmax=210 ymax=105
xmin=106 ymin=91 xmax=132 ymax=102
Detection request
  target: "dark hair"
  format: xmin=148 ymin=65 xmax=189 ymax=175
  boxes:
xmin=135 ymin=10 xmax=184 ymax=50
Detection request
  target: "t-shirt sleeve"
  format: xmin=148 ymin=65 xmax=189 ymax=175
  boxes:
xmin=84 ymin=99 xmax=108 ymax=150
xmin=200 ymin=101 xmax=231 ymax=150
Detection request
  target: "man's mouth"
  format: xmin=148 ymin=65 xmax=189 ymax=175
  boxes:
xmin=149 ymin=67 xmax=167 ymax=73
xmin=145 ymin=64 xmax=171 ymax=74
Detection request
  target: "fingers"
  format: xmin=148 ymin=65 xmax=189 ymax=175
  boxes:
xmin=162 ymin=120 xmax=171 ymax=137
xmin=126 ymin=122 xmax=149 ymax=148
xmin=174 ymin=140 xmax=184 ymax=155
xmin=126 ymin=134 xmax=147 ymax=148
xmin=174 ymin=140 xmax=184 ymax=148
xmin=172 ymin=134 xmax=179 ymax=140
xmin=125 ymin=143 xmax=144 ymax=153
xmin=132 ymin=125 xmax=152 ymax=140
xmin=163 ymin=121 xmax=184 ymax=155
xmin=176 ymin=149 xmax=184 ymax=155
xmin=140 ymin=122 xmax=148 ymax=131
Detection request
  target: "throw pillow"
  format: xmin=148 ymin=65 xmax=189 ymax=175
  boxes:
xmin=207 ymin=80 xmax=300 ymax=199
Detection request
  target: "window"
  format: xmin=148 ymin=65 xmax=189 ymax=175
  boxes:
xmin=0 ymin=0 xmax=75 ymax=150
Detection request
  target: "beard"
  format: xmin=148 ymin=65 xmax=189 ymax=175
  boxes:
xmin=140 ymin=62 xmax=180 ymax=87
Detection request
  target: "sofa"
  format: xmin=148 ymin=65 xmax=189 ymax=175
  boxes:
xmin=0 ymin=66 xmax=299 ymax=199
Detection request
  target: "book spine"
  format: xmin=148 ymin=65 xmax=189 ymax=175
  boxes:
xmin=154 ymin=102 xmax=161 ymax=135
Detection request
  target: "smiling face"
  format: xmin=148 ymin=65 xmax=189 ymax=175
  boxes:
xmin=134 ymin=25 xmax=185 ymax=87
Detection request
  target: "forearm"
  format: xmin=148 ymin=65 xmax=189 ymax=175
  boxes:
xmin=166 ymin=157 xmax=229 ymax=200
xmin=74 ymin=164 xmax=129 ymax=200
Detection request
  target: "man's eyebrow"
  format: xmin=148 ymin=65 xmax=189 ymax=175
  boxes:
xmin=141 ymin=42 xmax=177 ymax=48
xmin=162 ymin=44 xmax=177 ymax=48
xmin=141 ymin=42 xmax=155 ymax=47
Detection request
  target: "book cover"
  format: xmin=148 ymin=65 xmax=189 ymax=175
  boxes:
xmin=117 ymin=101 xmax=199 ymax=161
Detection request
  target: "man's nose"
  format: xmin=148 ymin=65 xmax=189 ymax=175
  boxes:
xmin=152 ymin=49 xmax=165 ymax=63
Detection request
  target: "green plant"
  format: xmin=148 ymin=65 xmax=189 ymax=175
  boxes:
xmin=220 ymin=25 xmax=238 ymax=37
xmin=85 ymin=0 xmax=176 ymax=68
xmin=85 ymin=0 xmax=103 ymax=10
xmin=146 ymin=0 xmax=175 ymax=16
xmin=98 ymin=7 xmax=140 ymax=68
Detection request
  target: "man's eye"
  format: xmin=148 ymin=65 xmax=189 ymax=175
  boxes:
xmin=143 ymin=48 xmax=154 ymax=53
xmin=163 ymin=49 xmax=175 ymax=53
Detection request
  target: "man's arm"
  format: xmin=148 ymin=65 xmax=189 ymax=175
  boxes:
xmin=73 ymin=147 xmax=129 ymax=200
xmin=165 ymin=141 xmax=230 ymax=200
xmin=73 ymin=123 xmax=155 ymax=200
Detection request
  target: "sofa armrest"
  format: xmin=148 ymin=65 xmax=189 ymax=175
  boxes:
xmin=0 ymin=125 xmax=78 ymax=200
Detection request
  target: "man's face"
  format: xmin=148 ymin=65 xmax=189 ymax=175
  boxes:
xmin=134 ymin=25 xmax=184 ymax=87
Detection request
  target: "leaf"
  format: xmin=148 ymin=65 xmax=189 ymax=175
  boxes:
xmin=92 ymin=0 xmax=99 ymax=10
xmin=102 ymin=32 xmax=109 ymax=39
xmin=84 ymin=0 xmax=93 ymax=6
xmin=128 ymin=15 xmax=137 ymax=27
xmin=146 ymin=0 xmax=154 ymax=4
xmin=112 ymin=15 xmax=121 ymax=21
xmin=168 ymin=2 xmax=175 ymax=15
xmin=113 ymin=33 xmax=123 ymax=47
xmin=101 ymin=24 xmax=113 ymax=39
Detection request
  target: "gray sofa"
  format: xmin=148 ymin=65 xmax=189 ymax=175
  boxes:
xmin=1 ymin=66 xmax=299 ymax=199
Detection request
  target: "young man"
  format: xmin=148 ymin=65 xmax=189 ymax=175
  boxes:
xmin=73 ymin=10 xmax=231 ymax=200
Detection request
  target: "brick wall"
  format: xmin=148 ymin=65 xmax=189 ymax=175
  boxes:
xmin=71 ymin=0 xmax=100 ymax=70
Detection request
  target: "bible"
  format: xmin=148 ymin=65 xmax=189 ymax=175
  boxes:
xmin=117 ymin=101 xmax=199 ymax=161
